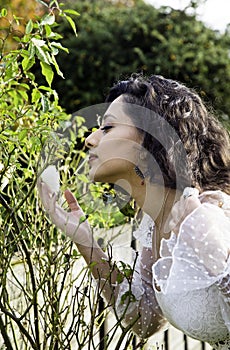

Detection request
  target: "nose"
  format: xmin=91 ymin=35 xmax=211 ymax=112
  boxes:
xmin=85 ymin=128 xmax=101 ymax=149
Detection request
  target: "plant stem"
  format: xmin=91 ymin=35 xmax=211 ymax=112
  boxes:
xmin=0 ymin=314 xmax=14 ymax=350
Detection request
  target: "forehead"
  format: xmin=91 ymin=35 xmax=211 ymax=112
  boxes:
xmin=103 ymin=95 xmax=135 ymax=126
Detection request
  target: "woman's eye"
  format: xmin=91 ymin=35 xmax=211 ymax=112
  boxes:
xmin=100 ymin=125 xmax=113 ymax=133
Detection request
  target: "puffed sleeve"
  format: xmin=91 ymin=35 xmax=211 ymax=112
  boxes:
xmin=153 ymin=194 xmax=230 ymax=331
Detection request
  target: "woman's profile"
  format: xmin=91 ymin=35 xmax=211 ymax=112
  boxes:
xmin=38 ymin=74 xmax=230 ymax=349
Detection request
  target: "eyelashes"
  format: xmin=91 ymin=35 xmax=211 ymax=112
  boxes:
xmin=100 ymin=125 xmax=113 ymax=133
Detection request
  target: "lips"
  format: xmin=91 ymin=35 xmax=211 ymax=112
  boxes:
xmin=88 ymin=153 xmax=98 ymax=163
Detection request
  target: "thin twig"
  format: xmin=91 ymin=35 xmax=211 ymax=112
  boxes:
xmin=0 ymin=193 xmax=40 ymax=349
xmin=0 ymin=314 xmax=14 ymax=350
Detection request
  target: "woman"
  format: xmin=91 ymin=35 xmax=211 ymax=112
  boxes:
xmin=38 ymin=74 xmax=230 ymax=349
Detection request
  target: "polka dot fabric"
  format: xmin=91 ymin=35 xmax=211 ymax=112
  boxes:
xmin=152 ymin=190 xmax=230 ymax=348
xmin=115 ymin=246 xmax=168 ymax=337
xmin=153 ymin=204 xmax=230 ymax=292
xmin=103 ymin=189 xmax=230 ymax=347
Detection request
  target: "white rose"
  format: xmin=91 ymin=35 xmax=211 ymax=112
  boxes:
xmin=40 ymin=165 xmax=60 ymax=194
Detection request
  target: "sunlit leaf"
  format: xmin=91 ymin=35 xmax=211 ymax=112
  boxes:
xmin=22 ymin=56 xmax=35 ymax=71
xmin=41 ymin=14 xmax=55 ymax=26
xmin=36 ymin=46 xmax=50 ymax=64
xmin=25 ymin=19 xmax=33 ymax=34
xmin=50 ymin=54 xmax=64 ymax=79
xmin=63 ymin=9 xmax=80 ymax=16
xmin=40 ymin=61 xmax=54 ymax=86
xmin=50 ymin=42 xmax=69 ymax=53
xmin=31 ymin=38 xmax=46 ymax=47
xmin=65 ymin=15 xmax=77 ymax=36
xmin=0 ymin=8 xmax=7 ymax=17
xmin=41 ymin=94 xmax=49 ymax=112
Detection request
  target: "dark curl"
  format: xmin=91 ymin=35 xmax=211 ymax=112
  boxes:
xmin=105 ymin=74 xmax=230 ymax=194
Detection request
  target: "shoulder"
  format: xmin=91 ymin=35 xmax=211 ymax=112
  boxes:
xmin=199 ymin=190 xmax=230 ymax=214
xmin=167 ymin=188 xmax=230 ymax=236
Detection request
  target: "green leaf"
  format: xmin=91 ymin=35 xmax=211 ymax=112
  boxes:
xmin=45 ymin=24 xmax=52 ymax=37
xmin=63 ymin=9 xmax=80 ymax=16
xmin=36 ymin=46 xmax=50 ymax=64
xmin=41 ymin=14 xmax=55 ymax=26
xmin=39 ymin=86 xmax=53 ymax=92
xmin=0 ymin=8 xmax=7 ymax=17
xmin=31 ymin=38 xmax=46 ymax=47
xmin=22 ymin=56 xmax=35 ymax=71
xmin=77 ymin=174 xmax=89 ymax=183
xmin=18 ymin=89 xmax=28 ymax=101
xmin=32 ymin=88 xmax=41 ymax=104
xmin=46 ymin=32 xmax=63 ymax=40
xmin=50 ymin=46 xmax=58 ymax=56
xmin=12 ymin=36 xmax=21 ymax=43
xmin=66 ymin=15 xmax=77 ymax=36
xmin=12 ymin=14 xmax=21 ymax=25
xmin=40 ymin=61 xmax=54 ymax=87
xmin=72 ymin=249 xmax=79 ymax=257
xmin=50 ymin=42 xmax=69 ymax=53
xmin=36 ymin=0 xmax=49 ymax=7
xmin=28 ymin=42 xmax=36 ymax=58
xmin=13 ymin=82 xmax=29 ymax=90
xmin=41 ymin=94 xmax=49 ymax=112
xmin=21 ymin=34 xmax=32 ymax=44
xmin=25 ymin=20 xmax=33 ymax=34
xmin=124 ymin=268 xmax=132 ymax=279
xmin=121 ymin=291 xmax=136 ymax=304
xmin=18 ymin=129 xmax=28 ymax=141
xmin=50 ymin=54 xmax=64 ymax=79
xmin=116 ymin=272 xmax=124 ymax=284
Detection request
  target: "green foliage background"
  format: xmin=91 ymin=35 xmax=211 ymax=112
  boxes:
xmin=0 ymin=3 xmax=136 ymax=348
xmin=48 ymin=0 xmax=230 ymax=130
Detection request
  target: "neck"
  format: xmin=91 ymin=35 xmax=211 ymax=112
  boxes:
xmin=116 ymin=178 xmax=181 ymax=231
xmin=139 ymin=182 xmax=182 ymax=258
xmin=145 ymin=184 xmax=180 ymax=226
xmin=115 ymin=178 xmax=182 ymax=259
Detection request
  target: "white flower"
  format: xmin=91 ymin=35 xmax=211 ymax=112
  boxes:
xmin=41 ymin=165 xmax=60 ymax=194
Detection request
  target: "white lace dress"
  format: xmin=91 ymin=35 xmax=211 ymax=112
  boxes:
xmin=116 ymin=189 xmax=230 ymax=349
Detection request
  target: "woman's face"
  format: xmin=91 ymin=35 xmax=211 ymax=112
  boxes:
xmin=85 ymin=95 xmax=143 ymax=184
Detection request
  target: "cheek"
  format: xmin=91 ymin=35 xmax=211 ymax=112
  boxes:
xmin=98 ymin=138 xmax=139 ymax=165
xmin=98 ymin=140 xmax=137 ymax=163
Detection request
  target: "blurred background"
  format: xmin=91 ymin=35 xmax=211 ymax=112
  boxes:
xmin=147 ymin=0 xmax=230 ymax=32
xmin=1 ymin=0 xmax=229 ymax=128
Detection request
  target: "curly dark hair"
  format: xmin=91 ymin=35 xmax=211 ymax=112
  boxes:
xmin=105 ymin=74 xmax=230 ymax=194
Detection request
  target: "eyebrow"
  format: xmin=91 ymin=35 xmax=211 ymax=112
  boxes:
xmin=102 ymin=113 xmax=117 ymax=122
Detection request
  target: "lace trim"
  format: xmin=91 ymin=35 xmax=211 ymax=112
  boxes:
xmin=211 ymin=339 xmax=230 ymax=350
xmin=133 ymin=213 xmax=154 ymax=249
xmin=217 ymin=274 xmax=230 ymax=302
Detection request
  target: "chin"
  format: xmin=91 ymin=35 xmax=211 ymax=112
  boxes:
xmin=88 ymin=169 xmax=116 ymax=184
xmin=88 ymin=162 xmax=130 ymax=184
